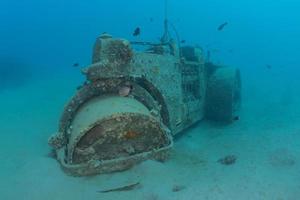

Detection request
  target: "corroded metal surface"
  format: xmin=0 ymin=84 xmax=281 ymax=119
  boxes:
xmin=71 ymin=113 xmax=169 ymax=164
xmin=56 ymin=138 xmax=172 ymax=176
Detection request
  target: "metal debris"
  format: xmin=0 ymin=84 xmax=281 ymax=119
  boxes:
xmin=98 ymin=182 xmax=141 ymax=193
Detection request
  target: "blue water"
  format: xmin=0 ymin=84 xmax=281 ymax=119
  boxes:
xmin=1 ymin=0 xmax=300 ymax=199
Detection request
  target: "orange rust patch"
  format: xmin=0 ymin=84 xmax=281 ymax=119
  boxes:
xmin=123 ymin=130 xmax=138 ymax=139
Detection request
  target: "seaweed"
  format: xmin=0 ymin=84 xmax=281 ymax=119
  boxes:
xmin=218 ymin=155 xmax=237 ymax=165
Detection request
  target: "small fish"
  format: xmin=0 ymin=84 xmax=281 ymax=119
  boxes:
xmin=133 ymin=27 xmax=141 ymax=37
xmin=98 ymin=182 xmax=140 ymax=193
xmin=233 ymin=116 xmax=240 ymax=121
xmin=217 ymin=22 xmax=228 ymax=31
xmin=150 ymin=17 xmax=154 ymax=22
xmin=180 ymin=40 xmax=186 ymax=44
xmin=73 ymin=63 xmax=79 ymax=67
xmin=266 ymin=64 xmax=272 ymax=69
xmin=119 ymin=85 xmax=132 ymax=97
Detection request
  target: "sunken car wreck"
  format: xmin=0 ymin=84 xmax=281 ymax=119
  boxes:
xmin=48 ymin=32 xmax=241 ymax=176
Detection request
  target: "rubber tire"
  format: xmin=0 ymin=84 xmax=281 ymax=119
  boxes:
xmin=205 ymin=67 xmax=241 ymax=122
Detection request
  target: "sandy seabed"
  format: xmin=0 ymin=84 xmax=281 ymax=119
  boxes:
xmin=1 ymin=70 xmax=300 ymax=200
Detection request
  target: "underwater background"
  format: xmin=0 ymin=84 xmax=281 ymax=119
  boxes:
xmin=1 ymin=0 xmax=300 ymax=199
